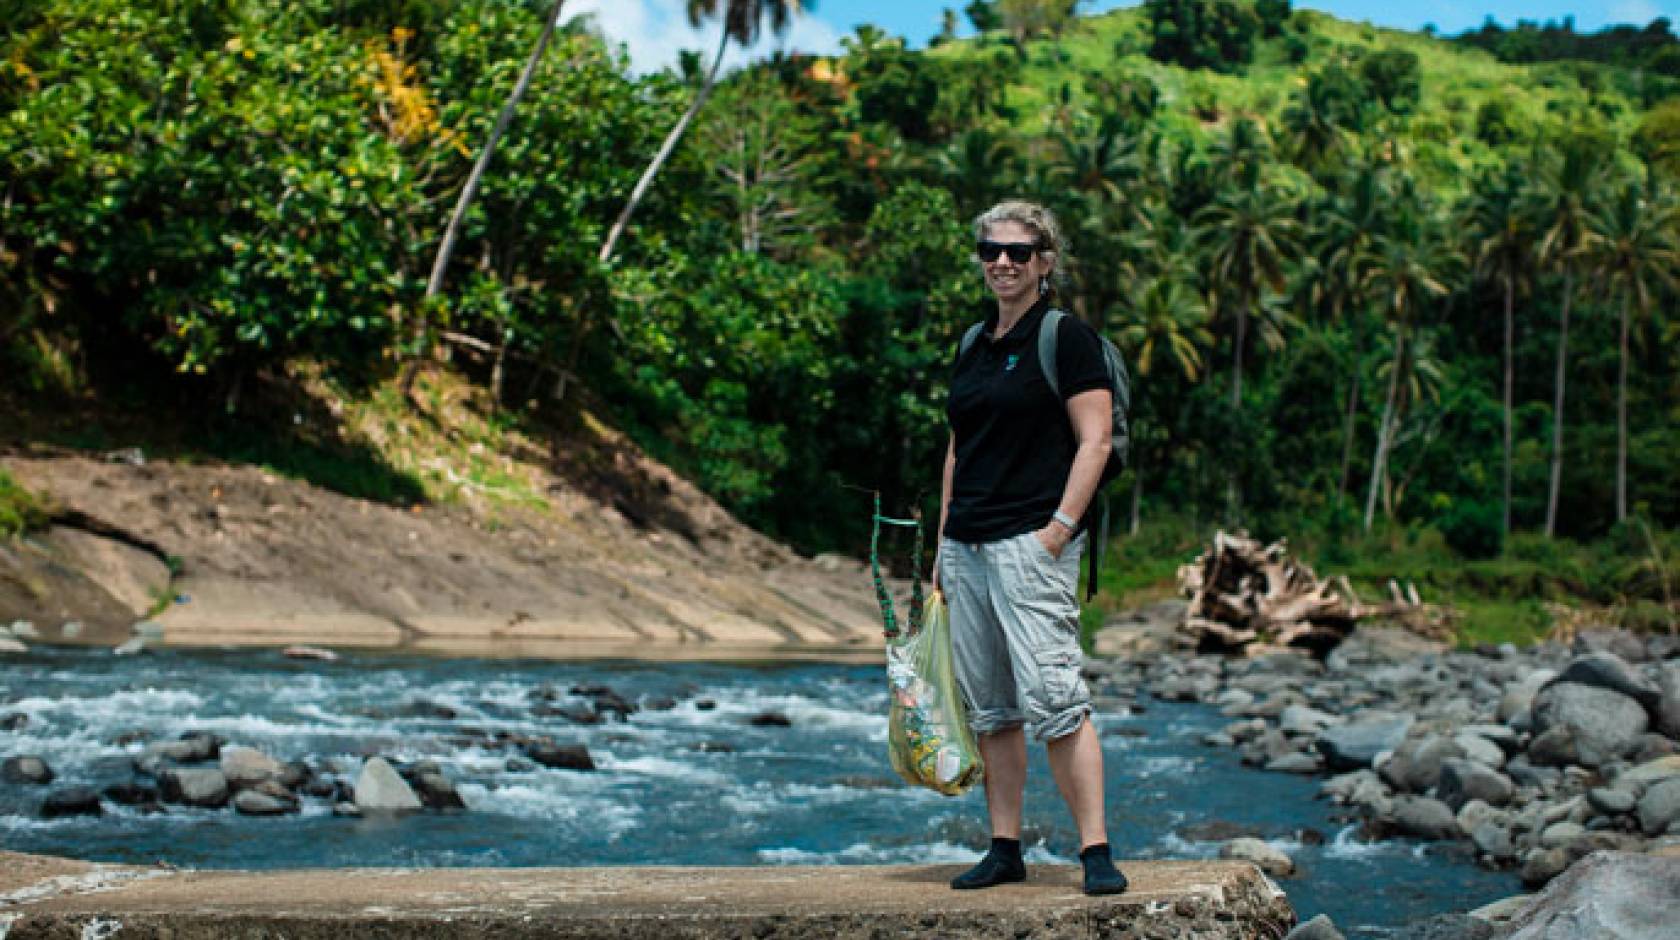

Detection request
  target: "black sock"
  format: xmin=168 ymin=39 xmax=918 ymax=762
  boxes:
xmin=1080 ymin=843 xmax=1128 ymax=896
xmin=950 ymin=837 xmax=1026 ymax=890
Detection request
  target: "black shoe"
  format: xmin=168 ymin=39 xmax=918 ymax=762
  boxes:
xmin=1080 ymin=844 xmax=1129 ymax=896
xmin=950 ymin=850 xmax=1026 ymax=890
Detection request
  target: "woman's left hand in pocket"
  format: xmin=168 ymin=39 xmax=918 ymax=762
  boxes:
xmin=1034 ymin=524 xmax=1070 ymax=560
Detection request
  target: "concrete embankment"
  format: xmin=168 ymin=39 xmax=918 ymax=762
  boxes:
xmin=0 ymin=852 xmax=1294 ymax=939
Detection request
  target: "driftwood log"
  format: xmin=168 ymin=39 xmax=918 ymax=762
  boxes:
xmin=1177 ymin=530 xmax=1454 ymax=655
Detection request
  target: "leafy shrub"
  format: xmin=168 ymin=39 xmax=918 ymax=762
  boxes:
xmin=0 ymin=470 xmax=49 ymax=536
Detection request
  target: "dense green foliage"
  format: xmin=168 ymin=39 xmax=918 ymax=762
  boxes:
xmin=3 ymin=0 xmax=1678 ymax=607
xmin=1454 ymin=15 xmax=1680 ymax=75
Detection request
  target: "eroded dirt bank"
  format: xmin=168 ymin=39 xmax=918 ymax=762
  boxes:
xmin=0 ymin=452 xmax=887 ymax=660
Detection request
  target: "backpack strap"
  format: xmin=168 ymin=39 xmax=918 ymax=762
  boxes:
xmin=958 ymin=322 xmax=985 ymax=363
xmin=1038 ymin=308 xmax=1064 ymax=399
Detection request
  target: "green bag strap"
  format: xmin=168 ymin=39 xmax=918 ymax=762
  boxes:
xmin=870 ymin=492 xmax=924 ymax=639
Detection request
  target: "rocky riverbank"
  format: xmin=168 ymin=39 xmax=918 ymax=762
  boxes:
xmin=1088 ymin=610 xmax=1680 ymax=938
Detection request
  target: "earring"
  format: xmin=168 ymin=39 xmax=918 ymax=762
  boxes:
xmin=1039 ymin=276 xmax=1049 ymax=294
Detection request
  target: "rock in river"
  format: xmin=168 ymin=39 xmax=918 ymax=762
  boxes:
xmin=523 ymin=741 xmax=596 ymax=771
xmin=2 ymin=755 xmax=54 ymax=785
xmin=1315 ymin=715 xmax=1414 ymax=772
xmin=1531 ymin=682 xmax=1647 ymax=768
xmin=161 ymin=768 xmax=230 ymax=808
xmin=354 ymin=757 xmax=422 ymax=813
xmin=40 ymin=787 xmax=103 ymax=818
xmin=1501 ymin=850 xmax=1680 ymax=940
xmin=1219 ymin=837 xmax=1296 ymax=877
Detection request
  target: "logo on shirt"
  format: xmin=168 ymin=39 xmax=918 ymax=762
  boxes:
xmin=1004 ymin=354 xmax=1020 ymax=372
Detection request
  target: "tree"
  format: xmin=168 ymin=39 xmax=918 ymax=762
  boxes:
xmin=1580 ymin=180 xmax=1679 ymax=522
xmin=965 ymin=0 xmax=1002 ymax=33
xmin=400 ymin=0 xmax=569 ymax=399
xmin=1359 ymin=203 xmax=1453 ymax=531
xmin=1462 ymin=160 xmax=1537 ymax=539
xmin=598 ymin=0 xmax=810 ymax=266
xmin=1533 ymin=138 xmax=1607 ymax=536
xmin=1144 ymin=0 xmax=1260 ymax=72
xmin=1359 ymin=48 xmax=1421 ymax=114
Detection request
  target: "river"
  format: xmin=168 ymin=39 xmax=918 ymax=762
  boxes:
xmin=1 ymin=646 xmax=1519 ymax=933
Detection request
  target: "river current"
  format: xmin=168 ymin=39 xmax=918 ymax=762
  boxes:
xmin=1 ymin=647 xmax=1518 ymax=933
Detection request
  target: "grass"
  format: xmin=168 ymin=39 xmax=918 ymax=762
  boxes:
xmin=0 ymin=468 xmax=50 ymax=537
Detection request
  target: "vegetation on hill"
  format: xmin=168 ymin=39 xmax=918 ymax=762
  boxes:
xmin=3 ymin=0 xmax=1677 ymax=639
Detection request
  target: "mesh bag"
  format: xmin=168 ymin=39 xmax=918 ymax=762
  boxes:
xmin=870 ymin=493 xmax=982 ymax=797
xmin=886 ymin=592 xmax=983 ymax=795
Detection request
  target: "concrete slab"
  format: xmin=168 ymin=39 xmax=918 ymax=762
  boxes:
xmin=0 ymin=853 xmax=1294 ymax=939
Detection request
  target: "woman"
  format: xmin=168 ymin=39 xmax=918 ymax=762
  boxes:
xmin=934 ymin=200 xmax=1126 ymax=896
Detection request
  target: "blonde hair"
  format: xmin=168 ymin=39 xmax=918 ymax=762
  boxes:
xmin=972 ymin=200 xmax=1072 ymax=290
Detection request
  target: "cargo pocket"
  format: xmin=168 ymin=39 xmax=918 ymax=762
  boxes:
xmin=1033 ymin=646 xmax=1082 ymax=709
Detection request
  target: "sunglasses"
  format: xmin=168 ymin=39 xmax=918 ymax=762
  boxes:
xmin=976 ymin=240 xmax=1042 ymax=263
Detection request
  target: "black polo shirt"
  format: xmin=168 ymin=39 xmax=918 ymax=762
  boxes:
xmin=944 ymin=296 xmax=1110 ymax=544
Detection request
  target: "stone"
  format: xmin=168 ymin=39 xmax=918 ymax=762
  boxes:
xmin=1500 ymin=669 xmax=1559 ymax=724
xmin=1266 ymin=752 xmax=1323 ymax=774
xmin=0 ymin=637 xmax=27 ymax=654
xmin=1461 ymin=723 xmax=1521 ymax=753
xmin=1531 ymin=682 xmax=1649 ymax=768
xmin=1467 ymin=894 xmax=1531 ymax=926
xmin=1541 ymin=821 xmax=1586 ymax=849
xmin=1551 ymin=653 xmax=1662 ymax=711
xmin=1 ymin=712 xmax=27 ymax=731
xmin=1389 ymin=796 xmax=1461 ymax=841
xmin=1520 ymin=847 xmax=1571 ymax=887
xmin=233 ymin=790 xmax=298 ymax=816
xmin=1656 ymin=665 xmax=1680 ymax=740
xmin=10 ymin=620 xmax=39 ymax=638
xmin=1 ymin=755 xmax=54 ymax=785
xmin=1219 ymin=837 xmax=1295 ymax=877
xmin=1176 ymin=820 xmax=1266 ymax=843
xmin=1503 ymin=850 xmax=1680 ymax=939
xmin=1527 ymin=727 xmax=1580 ymax=768
xmin=40 ymin=787 xmax=103 ymax=818
xmin=277 ymin=761 xmax=313 ymax=790
xmin=160 ymin=768 xmax=230 ymax=808
xmin=1437 ymin=759 xmax=1514 ymax=810
xmin=221 ymin=746 xmax=285 ymax=788
xmin=131 ymin=620 xmax=166 ymax=640
xmin=1574 ymin=628 xmax=1650 ymax=663
xmin=1589 ymin=787 xmax=1638 ymax=817
xmin=1472 ymin=822 xmax=1516 ymax=860
xmin=1616 ymin=754 xmax=1680 ymax=791
xmin=112 ymin=637 xmax=149 ymax=656
xmin=1637 ymin=778 xmax=1680 ymax=836
xmin=1284 ymin=914 xmax=1344 ymax=939
xmin=748 ymin=712 xmax=792 ymax=727
xmin=1381 ymin=735 xmax=1465 ymax=793
xmin=412 ymin=772 xmax=466 ymax=811
xmin=103 ymin=782 xmax=161 ymax=806
xmin=524 ymin=741 xmax=595 ymax=771
xmin=1316 ymin=715 xmax=1415 ymax=772
xmin=1278 ymin=705 xmax=1338 ymax=736
xmin=1453 ymin=733 xmax=1508 ymax=769
xmin=1389 ymin=913 xmax=1496 ymax=940
xmin=354 ymin=757 xmax=422 ymax=813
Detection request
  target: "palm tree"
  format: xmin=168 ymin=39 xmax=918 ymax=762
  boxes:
xmin=1462 ymin=160 xmax=1538 ymax=539
xmin=597 ymin=0 xmax=811 ymax=266
xmin=1533 ymin=138 xmax=1606 ymax=537
xmin=400 ymin=0 xmax=569 ymax=398
xmin=1113 ymin=274 xmax=1212 ymax=533
xmin=1580 ymin=180 xmax=1680 ymax=522
xmin=1358 ymin=209 xmax=1453 ymax=532
xmin=1311 ymin=161 xmax=1387 ymax=502
xmin=1193 ymin=180 xmax=1300 ymax=412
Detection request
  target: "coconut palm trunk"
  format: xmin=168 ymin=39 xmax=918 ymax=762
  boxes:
xmin=1616 ymin=292 xmax=1630 ymax=523
xmin=1544 ymin=272 xmax=1573 ymax=538
xmin=1502 ymin=278 xmax=1514 ymax=540
xmin=597 ymin=26 xmax=730 ymax=266
xmin=400 ymin=0 xmax=568 ymax=399
xmin=1364 ymin=329 xmax=1405 ymax=532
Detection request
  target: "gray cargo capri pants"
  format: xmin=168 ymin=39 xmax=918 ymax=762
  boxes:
xmin=939 ymin=531 xmax=1092 ymax=742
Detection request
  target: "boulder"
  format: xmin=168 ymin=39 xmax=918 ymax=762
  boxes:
xmin=40 ymin=787 xmax=103 ymax=818
xmin=1278 ymin=705 xmax=1339 ymax=736
xmin=1637 ymin=778 xmax=1680 ymax=836
xmin=0 ymin=637 xmax=28 ymax=654
xmin=1590 ymin=787 xmax=1638 ymax=817
xmin=523 ymin=741 xmax=595 ymax=771
xmin=1266 ymin=752 xmax=1323 ymax=774
xmin=1573 ymin=628 xmax=1651 ymax=663
xmin=1616 ymin=754 xmax=1680 ymax=791
xmin=1551 ymin=653 xmax=1662 ymax=711
xmin=1389 ymin=913 xmax=1496 ymax=940
xmin=1500 ymin=669 xmax=1559 ymax=724
xmin=1520 ymin=848 xmax=1571 ymax=887
xmin=1502 ymin=850 xmax=1680 ymax=939
xmin=1541 ymin=821 xmax=1587 ymax=849
xmin=353 ymin=757 xmax=422 ymax=813
xmin=411 ymin=771 xmax=466 ymax=811
xmin=1531 ymin=683 xmax=1648 ymax=767
xmin=1656 ymin=665 xmax=1680 ymax=740
xmin=1461 ymin=723 xmax=1521 ymax=754
xmin=1381 ymin=735 xmax=1465 ymax=793
xmin=1437 ymin=759 xmax=1514 ymax=810
xmin=1 ymin=755 xmax=54 ymax=785
xmin=221 ymin=746 xmax=285 ymax=788
xmin=103 ymin=782 xmax=161 ymax=806
xmin=1219 ymin=837 xmax=1295 ymax=877
xmin=1527 ymin=727 xmax=1581 ymax=768
xmin=160 ymin=768 xmax=230 ymax=808
xmin=1471 ymin=822 xmax=1516 ymax=861
xmin=1316 ymin=715 xmax=1415 ymax=772
xmin=233 ymin=790 xmax=298 ymax=816
xmin=1453 ymin=733 xmax=1508 ymax=769
xmin=1284 ymin=914 xmax=1344 ymax=940
xmin=1388 ymin=796 xmax=1460 ymax=841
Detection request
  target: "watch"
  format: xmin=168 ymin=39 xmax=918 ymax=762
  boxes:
xmin=1051 ymin=510 xmax=1077 ymax=531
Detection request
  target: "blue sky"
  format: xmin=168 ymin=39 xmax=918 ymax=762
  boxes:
xmin=567 ymin=1 xmax=1680 ymax=74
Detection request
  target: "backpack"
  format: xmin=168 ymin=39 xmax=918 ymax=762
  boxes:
xmin=959 ymin=308 xmax=1132 ymax=600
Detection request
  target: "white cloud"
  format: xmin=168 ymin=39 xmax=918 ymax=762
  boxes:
xmin=563 ymin=0 xmax=846 ymax=75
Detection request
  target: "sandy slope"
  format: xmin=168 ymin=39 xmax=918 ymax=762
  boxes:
xmin=0 ymin=451 xmax=891 ymax=660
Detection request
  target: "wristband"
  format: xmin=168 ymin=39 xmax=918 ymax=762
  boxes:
xmin=1051 ymin=510 xmax=1077 ymax=531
